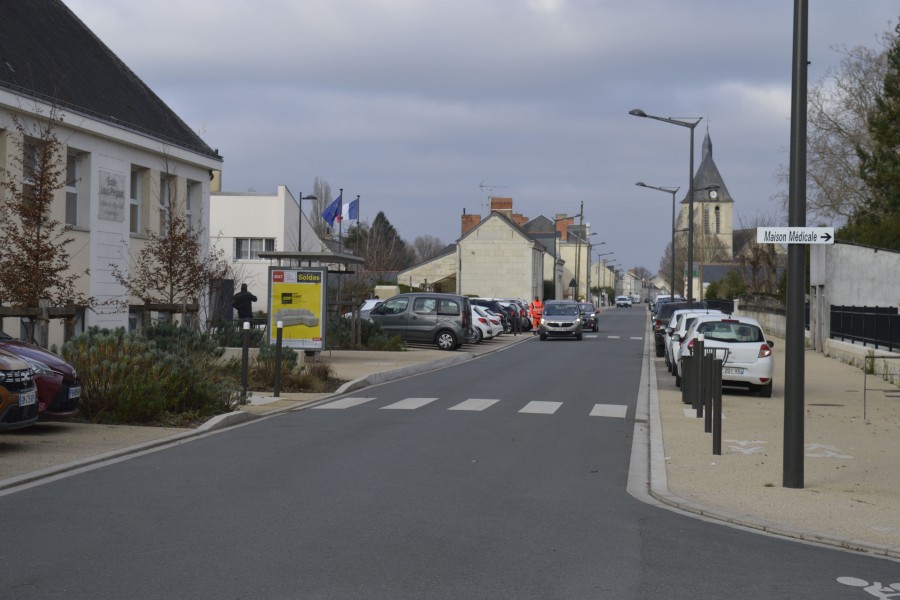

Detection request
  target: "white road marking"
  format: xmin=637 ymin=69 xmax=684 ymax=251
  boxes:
xmin=314 ymin=397 xmax=376 ymax=409
xmin=519 ymin=401 xmax=563 ymax=414
xmin=630 ymin=336 xmax=643 ymax=340
xmin=449 ymin=398 xmax=500 ymax=411
xmin=607 ymin=335 xmax=621 ymax=339
xmin=381 ymin=397 xmax=439 ymax=410
xmin=590 ymin=404 xmax=628 ymax=418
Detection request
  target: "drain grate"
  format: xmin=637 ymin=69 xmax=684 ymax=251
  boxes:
xmin=809 ymin=403 xmax=845 ymax=407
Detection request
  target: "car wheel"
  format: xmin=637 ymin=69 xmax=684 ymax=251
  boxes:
xmin=539 ymin=333 xmax=547 ymax=341
xmin=474 ymin=328 xmax=484 ymax=344
xmin=435 ymin=330 xmax=458 ymax=351
xmin=758 ymin=382 xmax=773 ymax=398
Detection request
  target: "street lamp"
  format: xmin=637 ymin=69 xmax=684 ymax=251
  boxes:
xmin=629 ymin=108 xmax=702 ymax=306
xmin=297 ymin=193 xmax=318 ymax=256
xmin=569 ymin=231 xmax=596 ymax=300
xmin=636 ymin=182 xmax=679 ymax=297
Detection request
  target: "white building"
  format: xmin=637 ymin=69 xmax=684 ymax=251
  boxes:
xmin=0 ymin=1 xmax=222 ymax=343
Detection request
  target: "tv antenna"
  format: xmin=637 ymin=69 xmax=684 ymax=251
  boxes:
xmin=479 ymin=180 xmax=508 ymax=197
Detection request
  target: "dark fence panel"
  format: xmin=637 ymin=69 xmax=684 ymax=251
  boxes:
xmin=830 ymin=305 xmax=899 ymax=352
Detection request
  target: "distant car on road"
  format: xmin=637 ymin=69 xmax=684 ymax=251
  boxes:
xmin=578 ymin=302 xmax=598 ymax=332
xmin=538 ymin=300 xmax=583 ymax=341
xmin=615 ymin=296 xmax=632 ymax=308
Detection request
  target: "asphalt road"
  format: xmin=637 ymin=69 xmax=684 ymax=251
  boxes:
xmin=0 ymin=308 xmax=896 ymax=599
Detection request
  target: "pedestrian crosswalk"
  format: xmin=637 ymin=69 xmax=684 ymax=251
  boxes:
xmin=312 ymin=397 xmax=628 ymax=418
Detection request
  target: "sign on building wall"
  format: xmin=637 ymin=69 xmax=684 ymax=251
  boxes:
xmin=267 ymin=267 xmax=327 ymax=350
xmin=98 ymin=169 xmax=126 ymax=222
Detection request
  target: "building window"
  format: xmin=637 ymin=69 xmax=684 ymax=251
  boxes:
xmin=130 ymin=167 xmax=142 ymax=234
xmin=159 ymin=174 xmax=170 ymax=237
xmin=703 ymin=207 xmax=710 ymax=235
xmin=234 ymin=238 xmax=275 ymax=260
xmin=65 ymin=152 xmax=79 ymax=226
xmin=185 ymin=180 xmax=198 ymax=232
xmin=714 ymin=206 xmax=721 ymax=234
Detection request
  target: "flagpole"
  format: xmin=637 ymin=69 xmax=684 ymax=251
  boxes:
xmin=338 ymin=188 xmax=343 ymax=256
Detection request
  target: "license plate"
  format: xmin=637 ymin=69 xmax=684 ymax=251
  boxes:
xmin=18 ymin=390 xmax=37 ymax=407
xmin=723 ymin=367 xmax=745 ymax=375
xmin=68 ymin=386 xmax=81 ymax=399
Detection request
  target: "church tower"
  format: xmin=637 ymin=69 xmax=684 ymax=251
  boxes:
xmin=675 ymin=131 xmax=734 ymax=261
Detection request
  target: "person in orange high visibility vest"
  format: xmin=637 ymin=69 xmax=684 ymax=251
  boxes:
xmin=529 ymin=296 xmax=543 ymax=335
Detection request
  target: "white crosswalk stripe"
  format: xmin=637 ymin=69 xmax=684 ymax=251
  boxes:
xmin=519 ymin=401 xmax=563 ymax=414
xmin=449 ymin=398 xmax=500 ymax=411
xmin=313 ymin=397 xmax=376 ymax=409
xmin=381 ymin=397 xmax=438 ymax=410
xmin=313 ymin=397 xmax=628 ymax=418
xmin=590 ymin=404 xmax=628 ymax=418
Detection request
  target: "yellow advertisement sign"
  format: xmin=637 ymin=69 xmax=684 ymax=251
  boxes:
xmin=267 ymin=267 xmax=327 ymax=350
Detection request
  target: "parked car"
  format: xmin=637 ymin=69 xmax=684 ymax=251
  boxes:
xmin=470 ymin=298 xmax=508 ymax=331
xmin=671 ymin=313 xmax=730 ymax=385
xmin=477 ymin=306 xmax=504 ymax=339
xmin=342 ymin=298 xmax=382 ymax=320
xmin=0 ymin=332 xmax=81 ymax=418
xmin=678 ymin=315 xmax=775 ymax=397
xmin=615 ymin=296 xmax=632 ymax=308
xmin=0 ymin=348 xmax=39 ymax=430
xmin=653 ymin=301 xmax=707 ymax=357
xmin=470 ymin=306 xmax=494 ymax=343
xmin=368 ymin=293 xmax=474 ymax=350
xmin=663 ymin=309 xmax=724 ymax=372
xmin=538 ymin=300 xmax=583 ymax=341
xmin=578 ymin=302 xmax=599 ymax=332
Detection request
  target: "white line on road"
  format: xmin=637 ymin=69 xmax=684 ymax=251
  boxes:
xmin=519 ymin=401 xmax=563 ymax=414
xmin=590 ymin=404 xmax=628 ymax=418
xmin=607 ymin=335 xmax=621 ymax=339
xmin=448 ymin=398 xmax=500 ymax=411
xmin=381 ymin=397 xmax=439 ymax=410
xmin=314 ymin=397 xmax=376 ymax=409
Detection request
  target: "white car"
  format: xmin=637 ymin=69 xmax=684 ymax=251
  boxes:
xmin=664 ymin=309 xmax=724 ymax=372
xmin=672 ymin=312 xmax=740 ymax=386
xmin=476 ymin=306 xmax=504 ymax=338
xmin=343 ymin=298 xmax=382 ymax=319
xmin=677 ymin=315 xmax=775 ymax=397
xmin=615 ymin=296 xmax=632 ymax=308
xmin=470 ymin=306 xmax=493 ymax=343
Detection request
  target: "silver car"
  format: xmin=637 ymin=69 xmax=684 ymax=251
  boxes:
xmin=538 ymin=300 xmax=583 ymax=341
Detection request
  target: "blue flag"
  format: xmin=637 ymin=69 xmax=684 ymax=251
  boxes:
xmin=321 ymin=193 xmax=342 ymax=227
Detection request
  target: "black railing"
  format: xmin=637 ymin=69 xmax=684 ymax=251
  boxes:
xmin=830 ymin=305 xmax=900 ymax=352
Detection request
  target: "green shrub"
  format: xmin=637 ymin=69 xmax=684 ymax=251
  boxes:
xmin=207 ymin=320 xmax=267 ymax=348
xmin=62 ymin=328 xmax=243 ymax=426
xmin=328 ymin=316 xmax=404 ymax=350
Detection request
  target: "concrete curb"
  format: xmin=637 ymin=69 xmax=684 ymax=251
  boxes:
xmin=642 ymin=317 xmax=900 ymax=560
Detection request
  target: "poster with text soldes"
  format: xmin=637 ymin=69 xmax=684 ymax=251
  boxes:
xmin=267 ymin=267 xmax=326 ymax=350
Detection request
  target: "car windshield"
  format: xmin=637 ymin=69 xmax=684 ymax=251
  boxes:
xmin=697 ymin=321 xmax=764 ymax=343
xmin=579 ymin=303 xmax=595 ymax=312
xmin=544 ymin=303 xmax=579 ymax=316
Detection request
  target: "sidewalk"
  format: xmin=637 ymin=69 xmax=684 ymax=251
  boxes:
xmin=650 ymin=332 xmax=900 ymax=559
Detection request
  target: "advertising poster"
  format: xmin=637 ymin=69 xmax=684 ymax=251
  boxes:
xmin=267 ymin=267 xmax=327 ymax=350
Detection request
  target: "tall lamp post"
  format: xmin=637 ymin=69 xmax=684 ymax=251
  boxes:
xmin=636 ymin=182 xmax=679 ymax=297
xmin=596 ymin=251 xmax=613 ymax=305
xmin=297 ymin=193 xmax=318 ymax=256
xmin=629 ymin=109 xmax=702 ymax=307
xmin=570 ymin=232 xmax=597 ymax=301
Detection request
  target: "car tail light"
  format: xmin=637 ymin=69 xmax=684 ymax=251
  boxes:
xmin=686 ymin=339 xmax=695 ymax=353
xmin=759 ymin=344 xmax=772 ymax=358
xmin=478 ymin=317 xmax=488 ymax=325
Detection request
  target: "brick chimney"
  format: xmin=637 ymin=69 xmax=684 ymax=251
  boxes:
xmin=490 ymin=197 xmax=513 ymax=217
xmin=555 ymin=213 xmax=573 ymax=240
xmin=461 ymin=208 xmax=481 ymax=237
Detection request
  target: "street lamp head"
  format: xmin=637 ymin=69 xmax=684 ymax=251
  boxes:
xmin=302 ymin=194 xmax=318 ymax=200
xmin=629 ymin=109 xmax=648 ymax=118
xmin=636 ymin=181 xmax=646 ymax=187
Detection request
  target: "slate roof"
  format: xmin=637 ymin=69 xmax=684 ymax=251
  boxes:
xmin=681 ymin=132 xmax=730 ymax=205
xmin=0 ymin=0 xmax=220 ymax=161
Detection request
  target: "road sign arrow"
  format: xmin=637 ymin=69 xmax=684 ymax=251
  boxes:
xmin=821 ymin=232 xmax=832 ymax=242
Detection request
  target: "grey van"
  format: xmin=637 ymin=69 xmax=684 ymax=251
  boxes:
xmin=368 ymin=293 xmax=473 ymax=350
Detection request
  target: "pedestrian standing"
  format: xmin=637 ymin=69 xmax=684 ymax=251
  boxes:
xmin=508 ymin=303 xmax=520 ymax=336
xmin=529 ymin=296 xmax=544 ymax=335
xmin=232 ymin=283 xmax=258 ymax=324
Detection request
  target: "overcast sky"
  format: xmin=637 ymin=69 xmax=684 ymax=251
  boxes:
xmin=66 ymin=0 xmax=897 ymax=272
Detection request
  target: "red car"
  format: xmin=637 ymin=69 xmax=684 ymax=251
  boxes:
xmin=0 ymin=332 xmax=81 ymax=419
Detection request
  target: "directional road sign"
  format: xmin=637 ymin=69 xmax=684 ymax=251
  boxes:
xmin=756 ymin=227 xmax=834 ymax=244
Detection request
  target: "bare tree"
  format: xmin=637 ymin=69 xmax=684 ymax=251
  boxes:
xmin=735 ymin=213 xmax=783 ymax=294
xmin=310 ymin=176 xmax=334 ymax=239
xmin=775 ymin=29 xmax=893 ymax=223
xmin=111 ymin=156 xmax=229 ymax=308
xmin=411 ymin=234 xmax=446 ymax=263
xmin=0 ymin=109 xmax=89 ymax=310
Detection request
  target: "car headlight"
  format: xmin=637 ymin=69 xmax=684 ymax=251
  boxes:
xmin=19 ymin=355 xmax=57 ymax=377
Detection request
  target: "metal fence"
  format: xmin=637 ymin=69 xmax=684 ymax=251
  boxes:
xmin=830 ymin=305 xmax=900 ymax=352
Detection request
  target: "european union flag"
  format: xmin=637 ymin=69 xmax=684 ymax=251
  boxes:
xmin=321 ymin=193 xmax=342 ymax=227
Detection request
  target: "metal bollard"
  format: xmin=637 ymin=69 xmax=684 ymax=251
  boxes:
xmin=241 ymin=321 xmax=250 ymax=396
xmin=712 ymin=359 xmax=723 ymax=455
xmin=694 ymin=335 xmax=705 ymax=417
xmin=273 ymin=321 xmax=283 ymax=398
